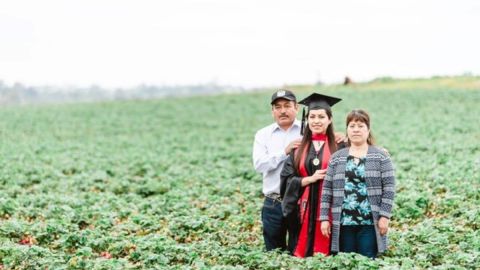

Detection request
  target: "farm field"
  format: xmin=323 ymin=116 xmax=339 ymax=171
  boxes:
xmin=0 ymin=77 xmax=479 ymax=269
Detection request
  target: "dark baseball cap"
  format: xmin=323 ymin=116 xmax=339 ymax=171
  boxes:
xmin=270 ymin=89 xmax=296 ymax=105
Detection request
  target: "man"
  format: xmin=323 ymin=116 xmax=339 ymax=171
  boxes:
xmin=253 ymin=89 xmax=302 ymax=252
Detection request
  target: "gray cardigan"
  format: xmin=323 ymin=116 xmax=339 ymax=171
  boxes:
xmin=319 ymin=146 xmax=395 ymax=253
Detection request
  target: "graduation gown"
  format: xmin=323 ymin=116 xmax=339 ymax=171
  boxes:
xmin=280 ymin=141 xmax=344 ymax=257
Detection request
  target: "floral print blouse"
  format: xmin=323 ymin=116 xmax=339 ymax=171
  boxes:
xmin=340 ymin=155 xmax=374 ymax=225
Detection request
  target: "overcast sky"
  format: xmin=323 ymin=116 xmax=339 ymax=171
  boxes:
xmin=1 ymin=0 xmax=479 ymax=88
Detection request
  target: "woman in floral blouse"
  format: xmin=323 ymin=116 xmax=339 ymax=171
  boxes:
xmin=319 ymin=109 xmax=395 ymax=258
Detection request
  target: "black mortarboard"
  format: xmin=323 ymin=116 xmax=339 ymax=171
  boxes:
xmin=298 ymin=93 xmax=342 ymax=135
xmin=298 ymin=93 xmax=341 ymax=110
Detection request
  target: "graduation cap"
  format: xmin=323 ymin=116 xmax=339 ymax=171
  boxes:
xmin=298 ymin=93 xmax=342 ymax=135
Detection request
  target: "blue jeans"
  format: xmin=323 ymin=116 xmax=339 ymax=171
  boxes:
xmin=339 ymin=225 xmax=378 ymax=258
xmin=262 ymin=197 xmax=287 ymax=251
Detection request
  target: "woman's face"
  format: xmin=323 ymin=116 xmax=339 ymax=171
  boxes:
xmin=347 ymin=120 xmax=370 ymax=145
xmin=308 ymin=109 xmax=331 ymax=135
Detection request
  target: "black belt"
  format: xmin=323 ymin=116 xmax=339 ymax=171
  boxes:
xmin=265 ymin=193 xmax=282 ymax=202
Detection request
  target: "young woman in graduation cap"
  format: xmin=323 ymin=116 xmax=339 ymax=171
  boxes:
xmin=280 ymin=93 xmax=344 ymax=257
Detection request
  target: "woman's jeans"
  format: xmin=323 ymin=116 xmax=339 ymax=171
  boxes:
xmin=339 ymin=225 xmax=378 ymax=258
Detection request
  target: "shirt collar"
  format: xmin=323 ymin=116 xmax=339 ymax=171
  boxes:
xmin=273 ymin=119 xmax=301 ymax=133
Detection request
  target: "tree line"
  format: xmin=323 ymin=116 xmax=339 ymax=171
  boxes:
xmin=0 ymin=81 xmax=245 ymax=105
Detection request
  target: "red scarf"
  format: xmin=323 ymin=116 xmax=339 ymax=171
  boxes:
xmin=294 ymin=133 xmax=332 ymax=257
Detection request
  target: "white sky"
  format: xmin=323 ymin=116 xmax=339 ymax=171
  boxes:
xmin=1 ymin=0 xmax=479 ymax=88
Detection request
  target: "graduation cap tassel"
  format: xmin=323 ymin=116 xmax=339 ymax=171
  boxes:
xmin=300 ymin=107 xmax=306 ymax=135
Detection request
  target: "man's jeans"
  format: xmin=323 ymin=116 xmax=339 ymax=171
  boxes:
xmin=339 ymin=225 xmax=378 ymax=258
xmin=262 ymin=197 xmax=287 ymax=251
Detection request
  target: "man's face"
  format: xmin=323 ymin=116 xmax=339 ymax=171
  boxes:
xmin=271 ymin=99 xmax=298 ymax=128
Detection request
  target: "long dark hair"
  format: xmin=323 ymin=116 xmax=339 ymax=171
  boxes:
xmin=294 ymin=108 xmax=337 ymax=172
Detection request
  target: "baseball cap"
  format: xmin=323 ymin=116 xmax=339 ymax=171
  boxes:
xmin=270 ymin=89 xmax=296 ymax=105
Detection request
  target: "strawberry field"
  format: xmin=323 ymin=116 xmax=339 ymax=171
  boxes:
xmin=0 ymin=77 xmax=479 ymax=269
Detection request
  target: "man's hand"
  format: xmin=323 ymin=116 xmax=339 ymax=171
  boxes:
xmin=285 ymin=138 xmax=302 ymax=155
xmin=378 ymin=217 xmax=390 ymax=235
xmin=334 ymin=132 xmax=347 ymax=144
xmin=321 ymin=221 xmax=331 ymax=237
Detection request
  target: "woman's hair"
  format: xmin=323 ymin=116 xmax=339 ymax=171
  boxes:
xmin=294 ymin=108 xmax=337 ymax=171
xmin=346 ymin=109 xmax=375 ymax=145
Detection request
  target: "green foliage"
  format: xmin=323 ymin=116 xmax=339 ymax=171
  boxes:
xmin=0 ymin=80 xmax=479 ymax=269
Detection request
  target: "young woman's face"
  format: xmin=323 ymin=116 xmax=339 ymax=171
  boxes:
xmin=308 ymin=109 xmax=331 ymax=135
xmin=347 ymin=120 xmax=370 ymax=145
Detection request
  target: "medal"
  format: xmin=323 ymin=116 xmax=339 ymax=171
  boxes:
xmin=312 ymin=158 xmax=320 ymax=166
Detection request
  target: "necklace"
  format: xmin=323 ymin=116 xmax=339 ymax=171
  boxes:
xmin=312 ymin=141 xmax=324 ymax=166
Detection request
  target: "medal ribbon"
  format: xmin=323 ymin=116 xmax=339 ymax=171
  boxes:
xmin=312 ymin=133 xmax=326 ymax=166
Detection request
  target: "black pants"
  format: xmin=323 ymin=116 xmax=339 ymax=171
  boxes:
xmin=339 ymin=225 xmax=378 ymax=258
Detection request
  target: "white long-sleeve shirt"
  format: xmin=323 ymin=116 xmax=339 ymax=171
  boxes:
xmin=252 ymin=120 xmax=302 ymax=196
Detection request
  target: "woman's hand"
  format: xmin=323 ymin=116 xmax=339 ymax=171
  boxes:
xmin=378 ymin=217 xmax=389 ymax=235
xmin=301 ymin=169 xmax=326 ymax=186
xmin=312 ymin=169 xmax=326 ymax=181
xmin=321 ymin=221 xmax=331 ymax=237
